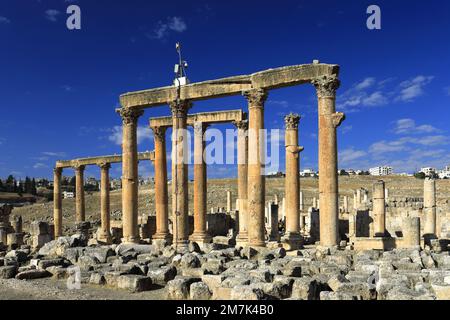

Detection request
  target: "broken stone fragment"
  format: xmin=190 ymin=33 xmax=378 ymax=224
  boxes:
xmin=189 ymin=282 xmax=212 ymax=300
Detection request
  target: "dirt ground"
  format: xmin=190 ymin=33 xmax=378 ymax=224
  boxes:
xmin=0 ymin=278 xmax=167 ymax=300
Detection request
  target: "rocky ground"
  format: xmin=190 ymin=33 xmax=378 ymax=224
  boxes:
xmin=1 ymin=234 xmax=450 ymax=300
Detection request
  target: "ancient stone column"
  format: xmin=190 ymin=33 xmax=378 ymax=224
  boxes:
xmin=356 ymin=189 xmax=362 ymax=208
xmin=235 ymin=120 xmax=249 ymax=245
xmin=74 ymin=164 xmax=86 ymax=223
xmin=243 ymin=89 xmax=267 ymax=247
xmin=53 ymin=167 xmax=63 ymax=237
xmin=151 ymin=126 xmax=171 ymax=242
xmin=98 ymin=162 xmax=112 ymax=243
xmin=373 ymin=180 xmax=386 ymax=237
xmin=403 ymin=216 xmax=421 ymax=249
xmin=170 ymin=100 xmax=192 ymax=248
xmin=312 ymin=75 xmax=344 ymax=247
xmin=190 ymin=121 xmax=211 ymax=244
xmin=343 ymin=196 xmax=349 ymax=213
xmin=226 ymin=191 xmax=232 ymax=213
xmin=282 ymin=113 xmax=304 ymax=249
xmin=300 ymin=191 xmax=304 ymax=211
xmin=423 ymin=178 xmax=437 ymax=236
xmin=118 ymin=107 xmax=144 ymax=243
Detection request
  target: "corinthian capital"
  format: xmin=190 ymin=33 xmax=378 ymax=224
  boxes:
xmin=332 ymin=112 xmax=346 ymax=128
xmin=193 ymin=122 xmax=208 ymax=136
xmin=74 ymin=164 xmax=85 ymax=172
xmin=117 ymin=107 xmax=144 ymax=125
xmin=151 ymin=126 xmax=167 ymax=142
xmin=242 ymin=89 xmax=268 ymax=107
xmin=98 ymin=162 xmax=111 ymax=170
xmin=169 ymin=100 xmax=192 ymax=118
xmin=233 ymin=120 xmax=248 ymax=131
xmin=311 ymin=75 xmax=340 ymax=98
xmin=284 ymin=113 xmax=301 ymax=130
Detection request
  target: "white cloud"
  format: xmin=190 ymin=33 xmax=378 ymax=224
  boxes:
xmin=396 ymin=75 xmax=434 ymax=102
xmin=33 ymin=163 xmax=48 ymax=169
xmin=0 ymin=138 xmax=5 ymax=145
xmin=42 ymin=151 xmax=67 ymax=157
xmin=338 ymin=75 xmax=434 ymax=112
xmin=339 ymin=147 xmax=367 ymax=165
xmin=394 ymin=118 xmax=441 ymax=135
xmin=0 ymin=16 xmax=11 ymax=24
xmin=45 ymin=9 xmax=61 ymax=22
xmin=341 ymin=125 xmax=352 ymax=134
xmin=150 ymin=16 xmax=187 ymax=40
xmin=108 ymin=126 xmax=153 ymax=146
xmin=355 ymin=77 xmax=375 ymax=90
xmin=445 ymin=86 xmax=450 ymax=96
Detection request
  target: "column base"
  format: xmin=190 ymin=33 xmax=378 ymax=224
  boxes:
xmin=121 ymin=235 xmax=140 ymax=244
xmin=248 ymin=240 xmax=266 ymax=248
xmin=281 ymin=232 xmax=303 ymax=250
xmin=172 ymin=239 xmax=190 ymax=251
xmin=189 ymin=232 xmax=212 ymax=244
xmin=235 ymin=232 xmax=248 ymax=247
xmin=97 ymin=235 xmax=112 ymax=245
xmin=153 ymin=232 xmax=173 ymax=244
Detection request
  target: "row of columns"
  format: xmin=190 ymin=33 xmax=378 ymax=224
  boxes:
xmin=114 ymin=75 xmax=342 ymax=247
xmin=53 ymin=163 xmax=112 ymax=243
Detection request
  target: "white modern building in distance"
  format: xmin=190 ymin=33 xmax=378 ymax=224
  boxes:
xmin=369 ymin=166 xmax=393 ymax=176
xmin=420 ymin=167 xmax=437 ymax=177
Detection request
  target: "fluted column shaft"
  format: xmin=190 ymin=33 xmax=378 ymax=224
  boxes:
xmin=170 ymin=100 xmax=191 ymax=248
xmin=312 ymin=75 xmax=344 ymax=247
xmin=118 ymin=107 xmax=144 ymax=244
xmin=244 ymin=89 xmax=267 ymax=247
xmin=53 ymin=168 xmax=63 ymax=237
xmin=75 ymin=165 xmax=86 ymax=223
xmin=152 ymin=126 xmax=170 ymax=241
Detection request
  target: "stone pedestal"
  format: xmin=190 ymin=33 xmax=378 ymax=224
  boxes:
xmin=151 ymin=126 xmax=171 ymax=242
xmin=373 ymin=180 xmax=386 ymax=237
xmin=170 ymin=100 xmax=191 ymax=249
xmin=244 ymin=89 xmax=267 ymax=247
xmin=190 ymin=121 xmax=211 ymax=244
xmin=282 ymin=113 xmax=303 ymax=250
xmin=235 ymin=120 xmax=249 ymax=246
xmin=98 ymin=162 xmax=112 ymax=244
xmin=312 ymin=75 xmax=344 ymax=247
xmin=118 ymin=107 xmax=144 ymax=244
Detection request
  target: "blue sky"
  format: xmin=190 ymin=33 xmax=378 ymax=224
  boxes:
xmin=1 ymin=0 xmax=450 ymax=180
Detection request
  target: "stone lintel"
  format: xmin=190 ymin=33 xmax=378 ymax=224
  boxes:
xmin=121 ymin=63 xmax=339 ymax=109
xmin=149 ymin=109 xmax=246 ymax=128
xmin=55 ymin=151 xmax=155 ymax=169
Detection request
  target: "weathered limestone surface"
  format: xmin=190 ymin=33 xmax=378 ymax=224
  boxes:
xmin=151 ymin=126 xmax=170 ymax=242
xmin=170 ymin=100 xmax=191 ymax=249
xmin=312 ymin=75 xmax=345 ymax=247
xmin=282 ymin=113 xmax=303 ymax=250
xmin=244 ymin=89 xmax=267 ymax=247
xmin=373 ymin=180 xmax=386 ymax=237
xmin=120 ymin=64 xmax=339 ymax=108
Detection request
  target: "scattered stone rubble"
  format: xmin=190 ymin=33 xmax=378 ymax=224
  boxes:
xmin=1 ymin=222 xmax=450 ymax=300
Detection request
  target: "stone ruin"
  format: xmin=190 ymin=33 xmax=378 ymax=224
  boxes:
xmin=1 ymin=63 xmax=449 ymax=300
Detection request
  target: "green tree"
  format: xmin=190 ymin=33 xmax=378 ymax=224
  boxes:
xmin=414 ymin=172 xmax=426 ymax=179
xmin=31 ymin=178 xmax=37 ymax=195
